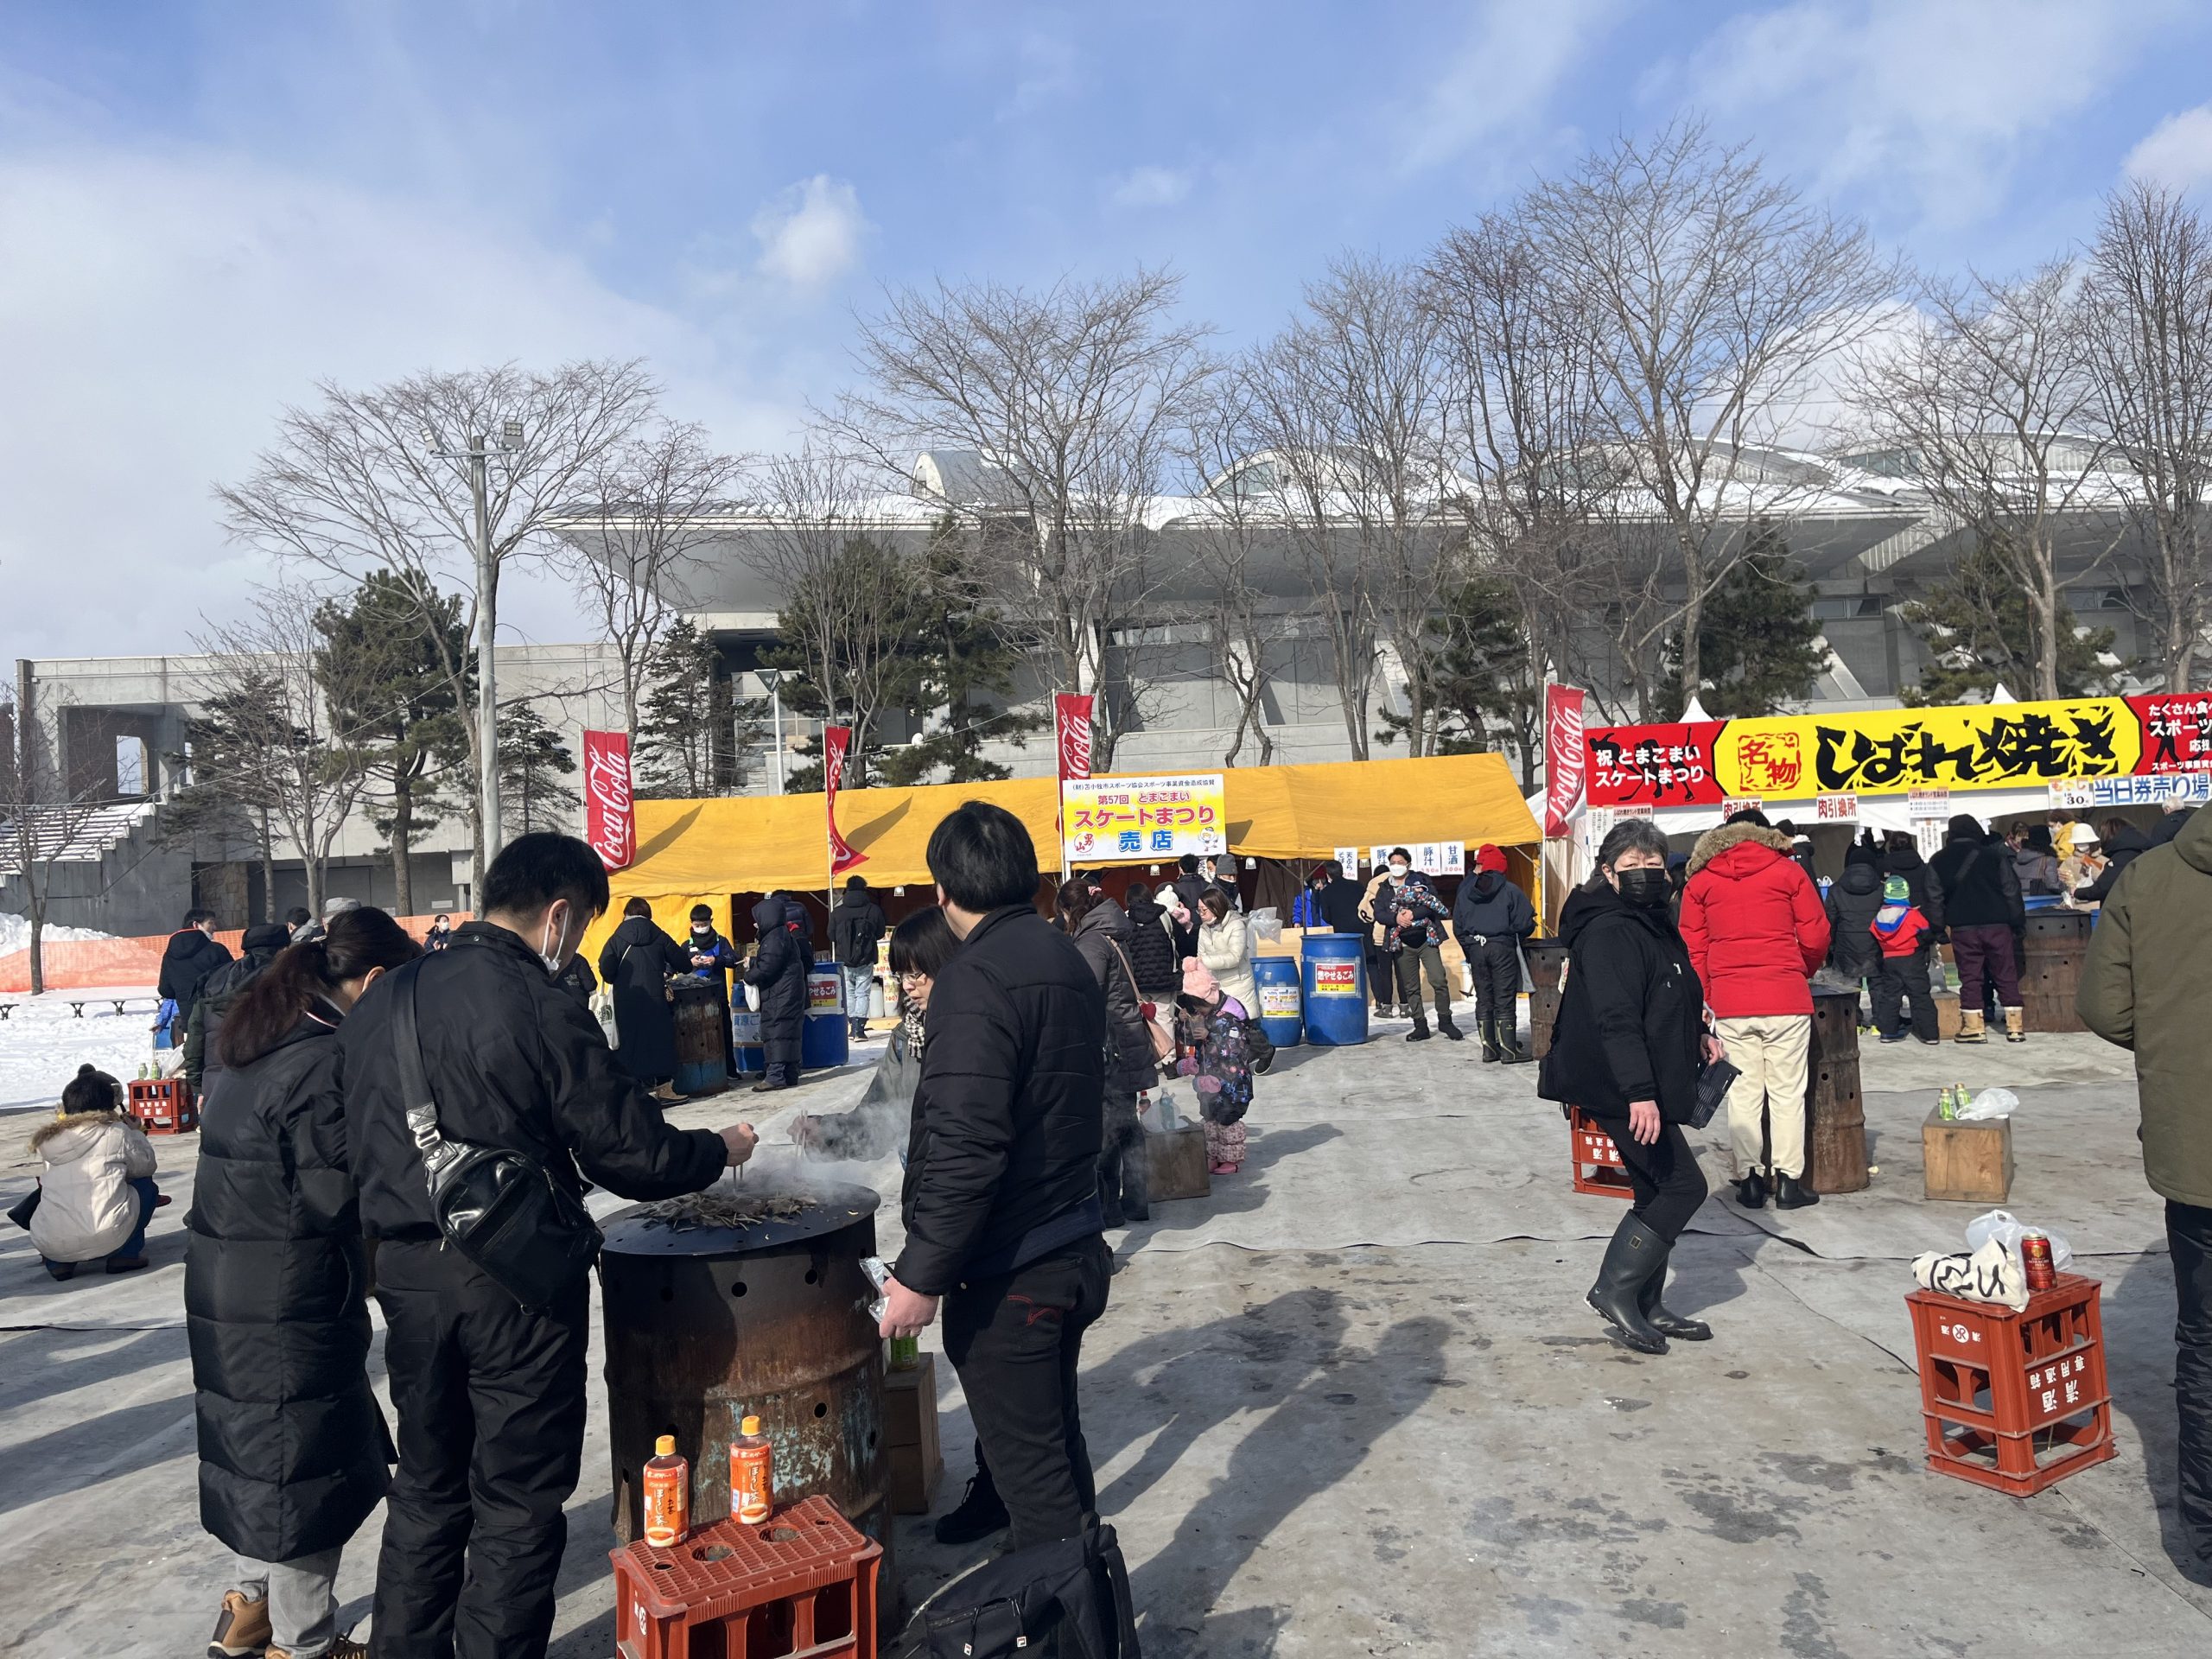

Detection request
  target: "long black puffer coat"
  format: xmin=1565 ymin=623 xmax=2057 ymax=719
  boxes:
xmin=187 ymin=1013 xmax=391 ymax=1561
xmin=598 ymin=915 xmax=689 ymax=1083
xmin=1122 ymin=896 xmax=1182 ymax=997
xmin=1824 ymin=861 xmax=1885 ymax=980
xmin=745 ymin=897 xmax=809 ymax=1072
xmin=1537 ymin=881 xmax=1707 ymax=1123
xmin=1070 ymin=904 xmax=1160 ymax=1096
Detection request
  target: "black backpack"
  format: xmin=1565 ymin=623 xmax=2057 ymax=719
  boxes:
xmin=922 ymin=1523 xmax=1140 ymax=1658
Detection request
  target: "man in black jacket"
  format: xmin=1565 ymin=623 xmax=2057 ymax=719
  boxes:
xmin=158 ymin=909 xmax=233 ymax=1047
xmin=2076 ymin=817 xmax=2152 ymax=905
xmin=341 ymin=834 xmax=756 ymax=1659
xmin=182 ymin=919 xmax=290 ymax=1094
xmin=830 ymin=876 xmax=888 ymax=1040
xmin=878 ymin=802 xmax=1110 ymax=1554
xmin=1452 ymin=843 xmax=1535 ymax=1064
xmin=1931 ymin=814 xmax=2025 ymax=1044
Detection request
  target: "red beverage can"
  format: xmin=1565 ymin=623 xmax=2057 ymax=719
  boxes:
xmin=2021 ymin=1231 xmax=2056 ymax=1292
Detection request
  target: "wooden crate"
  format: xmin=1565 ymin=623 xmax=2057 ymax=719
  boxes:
xmin=1923 ymin=1108 xmax=2013 ymax=1203
xmin=1146 ymin=1123 xmax=1211 ymax=1202
xmin=882 ymin=1354 xmax=941 ymax=1516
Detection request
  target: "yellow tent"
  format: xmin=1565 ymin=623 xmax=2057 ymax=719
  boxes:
xmin=582 ymin=752 xmax=1538 ymax=962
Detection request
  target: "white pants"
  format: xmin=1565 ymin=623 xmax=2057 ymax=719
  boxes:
xmin=236 ymin=1546 xmax=344 ymax=1657
xmin=1715 ymin=1013 xmax=1811 ymax=1179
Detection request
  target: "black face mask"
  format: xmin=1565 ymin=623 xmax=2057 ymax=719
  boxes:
xmin=1615 ymin=868 xmax=1671 ymax=907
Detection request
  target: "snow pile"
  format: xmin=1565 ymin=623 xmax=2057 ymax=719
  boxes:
xmin=0 ymin=995 xmax=164 ymax=1113
xmin=0 ymin=915 xmax=116 ymax=956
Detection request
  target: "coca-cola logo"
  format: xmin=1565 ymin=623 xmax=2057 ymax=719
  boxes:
xmin=1543 ymin=688 xmax=1586 ymax=834
xmin=583 ymin=734 xmax=633 ymax=868
xmin=1057 ymin=696 xmax=1094 ymax=781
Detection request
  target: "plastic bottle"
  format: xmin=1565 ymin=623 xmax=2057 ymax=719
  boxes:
xmin=642 ymin=1434 xmax=689 ymax=1547
xmin=730 ymin=1415 xmax=773 ymax=1524
xmin=1936 ymin=1086 xmax=1954 ymax=1121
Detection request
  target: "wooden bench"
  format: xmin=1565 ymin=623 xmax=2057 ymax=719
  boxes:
xmin=66 ymin=998 xmax=153 ymax=1019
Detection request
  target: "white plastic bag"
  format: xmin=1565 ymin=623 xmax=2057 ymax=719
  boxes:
xmin=1964 ymin=1208 xmax=2075 ymax=1270
xmin=1249 ymin=907 xmax=1283 ymax=944
xmin=589 ymin=988 xmax=620 ymax=1050
xmin=1957 ymin=1087 xmax=2018 ymax=1121
xmin=1141 ymin=1084 xmax=1184 ymax=1135
xmin=1913 ymin=1237 xmax=2029 ymax=1310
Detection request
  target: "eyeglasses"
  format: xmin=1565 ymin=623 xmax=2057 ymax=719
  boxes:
xmin=895 ymin=969 xmax=928 ymax=983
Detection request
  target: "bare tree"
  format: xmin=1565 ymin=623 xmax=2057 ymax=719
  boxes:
xmin=1526 ymin=120 xmax=1896 ymax=708
xmin=1 ymin=683 xmax=118 ymax=995
xmin=554 ymin=419 xmax=749 ymax=735
xmin=219 ymin=359 xmax=655 ymax=883
xmin=1852 ymin=263 xmax=2117 ymax=701
xmin=832 ymin=270 xmax=1215 ymax=767
xmin=1178 ymin=378 xmax=1280 ymax=766
xmin=2083 ymin=181 xmax=2212 ymax=692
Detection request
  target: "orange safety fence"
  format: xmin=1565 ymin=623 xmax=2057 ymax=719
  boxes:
xmin=0 ymin=914 xmax=468 ymax=995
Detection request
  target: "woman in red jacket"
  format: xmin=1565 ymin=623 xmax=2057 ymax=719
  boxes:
xmin=1678 ymin=810 xmax=1831 ymax=1211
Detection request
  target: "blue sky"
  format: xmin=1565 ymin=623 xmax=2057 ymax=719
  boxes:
xmin=7 ymin=0 xmax=2212 ymax=663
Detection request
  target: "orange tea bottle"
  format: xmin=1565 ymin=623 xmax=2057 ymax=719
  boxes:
xmin=642 ymin=1434 xmax=689 ymax=1547
xmin=730 ymin=1415 xmax=773 ymax=1523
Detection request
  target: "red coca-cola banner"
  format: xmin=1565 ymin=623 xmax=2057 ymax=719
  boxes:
xmin=823 ymin=725 xmax=866 ymax=874
xmin=1055 ymin=692 xmax=1095 ymax=782
xmin=1541 ymin=684 xmax=1586 ymax=837
xmin=581 ymin=730 xmax=635 ymax=871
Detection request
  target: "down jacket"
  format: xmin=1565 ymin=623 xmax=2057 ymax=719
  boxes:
xmin=1824 ymin=861 xmax=1885 ymax=980
xmin=185 ymin=921 xmax=294 ymax=1093
xmin=598 ymin=914 xmax=690 ymax=1084
xmin=187 ymin=1013 xmax=391 ymax=1562
xmin=1678 ymin=823 xmax=1830 ymax=1019
xmin=1122 ymin=895 xmax=1183 ymax=996
xmin=893 ymin=904 xmax=1105 ymax=1296
xmin=1196 ymin=912 xmax=1260 ymax=1020
xmin=1538 ymin=883 xmax=1707 ymax=1122
xmin=28 ymin=1110 xmax=157 ymax=1262
xmin=1070 ymin=905 xmax=1160 ymax=1096
xmin=745 ymin=896 xmax=810 ymax=1072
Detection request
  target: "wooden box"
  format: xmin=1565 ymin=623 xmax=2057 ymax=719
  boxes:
xmin=882 ymin=1354 xmax=941 ymax=1516
xmin=1146 ymin=1123 xmax=1212 ymax=1202
xmin=1923 ymin=1108 xmax=2013 ymax=1203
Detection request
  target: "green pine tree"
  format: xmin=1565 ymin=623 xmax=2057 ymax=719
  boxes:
xmin=1902 ymin=540 xmax=2121 ymax=706
xmin=874 ymin=524 xmax=1043 ymax=786
xmin=1378 ymin=575 xmax=1543 ymax=787
xmin=634 ymin=620 xmax=763 ymax=798
xmin=1656 ymin=524 xmax=1825 ymax=719
xmin=496 ymin=703 xmax=579 ymax=834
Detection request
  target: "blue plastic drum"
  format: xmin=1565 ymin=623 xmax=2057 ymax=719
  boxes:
xmin=1300 ymin=932 xmax=1370 ymax=1046
xmin=800 ymin=963 xmax=850 ymax=1070
xmin=1251 ymin=954 xmax=1304 ymax=1048
xmin=729 ymin=1007 xmax=766 ymax=1075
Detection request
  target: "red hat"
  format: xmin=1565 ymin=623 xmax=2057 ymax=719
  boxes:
xmin=1476 ymin=843 xmax=1508 ymax=874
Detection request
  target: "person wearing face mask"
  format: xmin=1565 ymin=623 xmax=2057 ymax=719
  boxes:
xmin=684 ymin=903 xmax=746 ymax=1077
xmin=338 ymin=835 xmax=756 ymax=1659
xmin=1538 ymin=819 xmax=1722 ymax=1355
xmin=596 ymin=897 xmax=694 ymax=1103
xmin=1360 ymin=848 xmax=1459 ymax=1041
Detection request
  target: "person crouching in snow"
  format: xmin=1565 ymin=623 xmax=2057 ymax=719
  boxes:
xmin=28 ymin=1065 xmax=162 ymax=1280
xmin=1175 ymin=959 xmax=1255 ymax=1174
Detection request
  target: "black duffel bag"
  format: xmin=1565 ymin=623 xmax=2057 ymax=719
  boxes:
xmin=923 ymin=1522 xmax=1140 ymax=1658
xmin=391 ymin=958 xmax=602 ymax=1313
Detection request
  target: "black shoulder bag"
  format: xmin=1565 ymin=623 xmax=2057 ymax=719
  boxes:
xmin=391 ymin=958 xmax=603 ymax=1313
xmin=923 ymin=1522 xmax=1141 ymax=1658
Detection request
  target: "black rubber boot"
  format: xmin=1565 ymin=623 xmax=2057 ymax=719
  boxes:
xmin=1773 ymin=1171 xmax=1821 ymax=1209
xmin=1405 ymin=1006 xmax=1432 ymax=1042
xmin=1586 ymin=1213 xmax=1670 ymax=1355
xmin=1734 ymin=1171 xmax=1767 ymax=1210
xmin=1498 ymin=1022 xmax=1533 ymax=1065
xmin=1434 ymin=991 xmax=1463 ymax=1041
xmin=1637 ymin=1237 xmax=1713 ymax=1341
xmin=1479 ymin=1019 xmax=1503 ymax=1063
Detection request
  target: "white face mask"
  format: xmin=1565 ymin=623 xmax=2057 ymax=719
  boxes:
xmin=1389 ymin=862 xmax=1408 ymax=878
xmin=538 ymin=904 xmax=572 ymax=975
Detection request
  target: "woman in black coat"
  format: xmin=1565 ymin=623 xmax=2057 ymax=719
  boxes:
xmin=1060 ymin=878 xmax=1160 ymax=1225
xmin=745 ymin=893 xmax=809 ymax=1092
xmin=187 ymin=907 xmax=421 ymax=1659
xmin=597 ymin=897 xmax=690 ymax=1098
xmin=1538 ymin=818 xmax=1721 ymax=1356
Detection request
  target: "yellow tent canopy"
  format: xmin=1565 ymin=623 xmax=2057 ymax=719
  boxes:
xmin=582 ymin=752 xmax=1538 ymax=963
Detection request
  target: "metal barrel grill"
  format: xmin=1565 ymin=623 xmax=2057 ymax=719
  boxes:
xmin=1526 ymin=938 xmax=1568 ymax=1060
xmin=598 ymin=1181 xmax=891 ymax=1598
xmin=2020 ymin=909 xmax=2092 ymax=1033
xmin=670 ymin=978 xmax=730 ymax=1097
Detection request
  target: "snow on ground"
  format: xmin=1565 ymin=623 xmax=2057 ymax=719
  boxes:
xmin=0 ymin=914 xmax=114 ymax=954
xmin=0 ymin=986 xmax=162 ymax=1114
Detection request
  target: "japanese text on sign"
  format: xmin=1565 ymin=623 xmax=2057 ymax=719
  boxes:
xmin=2050 ymin=772 xmax=2212 ymax=810
xmin=1062 ymin=772 xmax=1227 ymax=863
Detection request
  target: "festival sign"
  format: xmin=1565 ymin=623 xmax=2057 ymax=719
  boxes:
xmin=1062 ymin=772 xmax=1227 ymax=863
xmin=1815 ymin=792 xmax=1859 ymax=823
xmin=2050 ymin=772 xmax=2212 ymax=810
xmin=1581 ymin=696 xmax=2204 ymax=809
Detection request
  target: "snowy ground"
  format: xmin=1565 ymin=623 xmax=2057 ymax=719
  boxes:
xmin=0 ymin=986 xmax=166 ymax=1112
xmin=0 ymin=916 xmax=114 ymax=955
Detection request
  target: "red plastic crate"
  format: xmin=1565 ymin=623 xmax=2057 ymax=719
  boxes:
xmin=1568 ymin=1107 xmax=1633 ymax=1200
xmin=610 ymin=1494 xmax=880 ymax=1659
xmin=128 ymin=1077 xmax=198 ymax=1135
xmin=1905 ymin=1271 xmax=2116 ymax=1497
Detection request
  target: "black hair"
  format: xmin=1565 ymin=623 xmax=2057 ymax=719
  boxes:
xmin=433 ymin=912 xmax=451 ymax=923
xmin=182 ymin=908 xmax=216 ymax=929
xmin=1179 ymin=855 xmax=1199 ymax=874
xmin=624 ymin=896 xmax=652 ymax=918
xmin=1056 ymin=877 xmax=1098 ymax=931
xmin=1724 ymin=807 xmax=1771 ymax=829
xmin=844 ymin=874 xmax=868 ymax=892
xmin=887 ymin=906 xmax=958 ymax=977
xmin=1198 ymin=885 xmax=1232 ymax=922
xmin=220 ymin=906 xmax=423 ymax=1069
xmin=926 ymin=801 xmax=1040 ymax=912
xmin=1125 ymin=880 xmax=1154 ymax=906
xmin=480 ymin=832 xmax=613 ymax=921
xmin=1389 ymin=847 xmax=1410 ymax=862
xmin=1586 ymin=818 xmax=1670 ymax=887
xmin=690 ymin=903 xmax=715 ymax=921
xmin=61 ymin=1063 xmax=124 ymax=1116
xmin=285 ymin=906 xmax=312 ymax=928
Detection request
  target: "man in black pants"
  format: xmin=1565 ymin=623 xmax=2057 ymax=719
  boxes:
xmin=1452 ymin=842 xmax=1535 ymax=1063
xmin=342 ymin=835 xmax=756 ymax=1658
xmin=877 ymin=802 xmax=1111 ymax=1554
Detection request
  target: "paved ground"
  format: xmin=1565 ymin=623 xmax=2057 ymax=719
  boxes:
xmin=3 ymin=997 xmax=2209 ymax=1656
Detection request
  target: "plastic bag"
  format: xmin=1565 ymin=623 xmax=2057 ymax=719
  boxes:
xmin=1957 ymin=1087 xmax=2018 ymax=1121
xmin=1914 ymin=1238 xmax=2029 ymax=1310
xmin=589 ymin=988 xmax=620 ymax=1049
xmin=1249 ymin=907 xmax=1283 ymax=944
xmin=1964 ymin=1208 xmax=2074 ymax=1270
xmin=1140 ymin=1085 xmax=1184 ymax=1135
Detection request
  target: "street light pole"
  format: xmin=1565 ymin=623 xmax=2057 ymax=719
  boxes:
xmin=759 ymin=669 xmax=786 ymax=796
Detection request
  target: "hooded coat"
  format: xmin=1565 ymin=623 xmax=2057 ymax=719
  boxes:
xmin=1069 ymin=904 xmax=1160 ymax=1096
xmin=1678 ymin=823 xmax=1830 ymax=1019
xmin=2073 ymin=822 xmax=2152 ymax=906
xmin=1537 ymin=883 xmax=1707 ymax=1122
xmin=2080 ymin=807 xmax=2212 ymax=1209
xmin=1121 ymin=894 xmax=1182 ymax=997
xmin=1452 ymin=869 xmax=1535 ymax=943
xmin=744 ymin=896 xmax=810 ymax=1069
xmin=830 ymin=891 xmax=888 ymax=969
xmin=1881 ymin=842 xmax=1946 ymax=933
xmin=597 ymin=914 xmax=690 ymax=1083
xmin=187 ymin=1013 xmax=392 ymax=1563
xmin=184 ymin=920 xmax=296 ymax=1092
xmin=28 ymin=1110 xmax=157 ymax=1262
xmin=1824 ymin=861 xmax=1885 ymax=980
xmin=159 ymin=927 xmax=235 ymax=1037
xmin=1931 ymin=822 xmax=2026 ymax=929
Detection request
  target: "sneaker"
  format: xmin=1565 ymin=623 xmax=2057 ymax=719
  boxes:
xmin=933 ymin=1471 xmax=1010 ymax=1546
xmin=1878 ymin=1033 xmax=1907 ymax=1045
xmin=1211 ymin=1161 xmax=1241 ymax=1174
xmin=105 ymin=1255 xmax=149 ymax=1274
xmin=208 ymin=1590 xmax=271 ymax=1658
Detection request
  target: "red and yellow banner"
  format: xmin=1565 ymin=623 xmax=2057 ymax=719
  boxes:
xmin=1584 ymin=695 xmax=2212 ymax=809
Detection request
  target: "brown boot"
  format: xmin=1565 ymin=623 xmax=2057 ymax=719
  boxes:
xmin=1956 ymin=1009 xmax=1987 ymax=1044
xmin=2003 ymin=1006 xmax=2026 ymax=1044
xmin=207 ymin=1589 xmax=271 ymax=1658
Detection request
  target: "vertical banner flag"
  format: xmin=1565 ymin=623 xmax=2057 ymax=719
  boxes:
xmin=1542 ymin=684 xmax=1587 ymax=838
xmin=1054 ymin=693 xmax=1096 ymax=782
xmin=823 ymin=725 xmax=866 ymax=874
xmin=581 ymin=730 xmax=635 ymax=871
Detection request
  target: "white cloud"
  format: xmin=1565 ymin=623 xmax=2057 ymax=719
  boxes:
xmin=750 ymin=175 xmax=868 ymax=291
xmin=2125 ymin=105 xmax=2212 ymax=194
xmin=1399 ymin=0 xmax=1626 ymax=171
xmin=0 ymin=148 xmax=796 ymax=667
xmin=1107 ymin=165 xmax=1194 ymax=210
